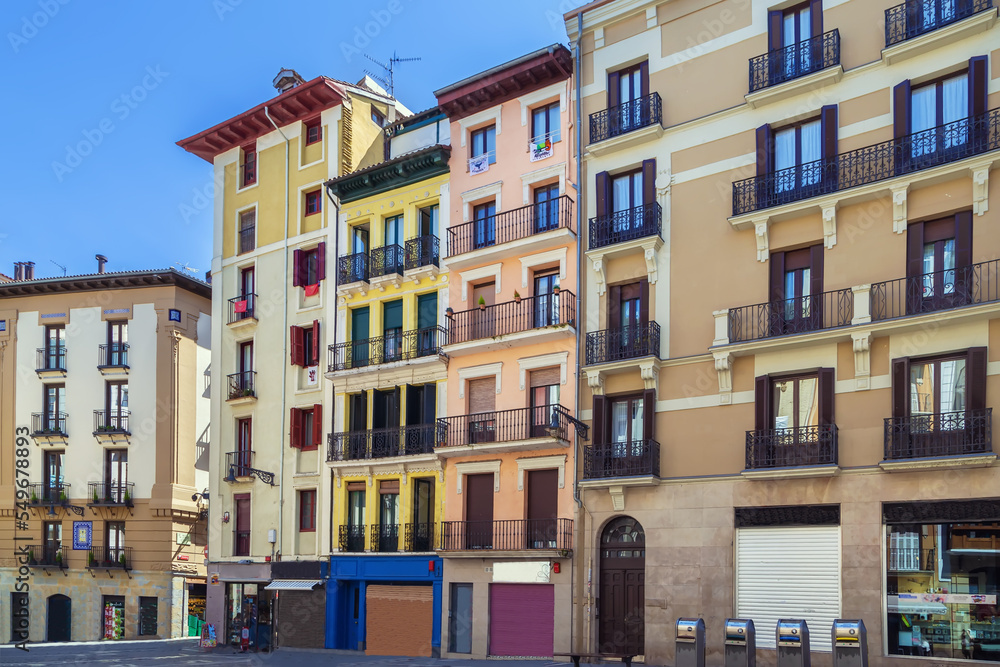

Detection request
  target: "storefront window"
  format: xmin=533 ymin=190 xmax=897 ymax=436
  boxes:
xmin=102 ymin=596 xmax=125 ymax=640
xmin=225 ymin=583 xmax=272 ymax=652
xmin=886 ymin=521 xmax=999 ymax=661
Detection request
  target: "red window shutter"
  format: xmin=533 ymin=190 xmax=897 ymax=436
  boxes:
xmin=767 ymin=10 xmax=783 ymax=51
xmin=967 ymin=347 xmax=987 ymax=412
xmin=891 ymin=358 xmax=909 ymax=418
xmin=595 ymin=171 xmax=609 ymax=219
xmin=769 ymin=251 xmax=786 ymax=303
xmin=809 ymin=0 xmax=823 ymax=36
xmin=642 ymin=388 xmax=656 ymax=440
xmin=810 ymin=244 xmax=825 ymax=297
xmin=607 ymin=72 xmax=620 ymax=110
xmin=290 ymin=326 xmax=305 ymax=366
xmin=312 ymin=403 xmax=324 ymax=446
xmin=638 ymin=61 xmax=650 ymax=98
xmin=311 ymin=320 xmax=321 ymax=365
xmin=755 ymin=124 xmax=772 ymax=176
xmin=754 ymin=375 xmax=771 ymax=431
xmin=292 ymin=249 xmax=303 ymax=287
xmin=641 ymin=159 xmax=656 ymax=206
xmin=968 ymin=55 xmax=988 ymax=117
xmin=893 ymin=80 xmax=911 ymax=140
xmin=818 ymin=367 xmax=835 ymax=426
xmin=954 ymin=210 xmax=973 ymax=270
xmin=905 ymin=221 xmax=925 ymax=278
xmin=290 ymin=408 xmax=303 ymax=448
xmin=316 ymin=242 xmax=326 ymax=282
xmin=592 ymin=395 xmax=606 ymax=445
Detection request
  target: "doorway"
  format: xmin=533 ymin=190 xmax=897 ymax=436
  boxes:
xmin=598 ymin=516 xmax=645 ymax=655
xmin=46 ymin=594 xmax=71 ymax=642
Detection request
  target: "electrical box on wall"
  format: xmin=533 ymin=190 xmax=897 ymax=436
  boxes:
xmin=268 ymin=529 xmax=277 ymax=544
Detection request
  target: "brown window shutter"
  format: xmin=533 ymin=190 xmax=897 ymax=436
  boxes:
xmin=290 ymin=408 xmax=303 ymax=448
xmin=817 ymin=367 xmax=835 ymax=426
xmin=346 ymin=481 xmax=366 ymax=491
xmin=641 ymin=159 xmax=656 ymax=206
xmin=638 ymin=61 xmax=650 ymax=98
xmin=529 ymin=368 xmax=561 ymax=388
xmin=754 ymin=375 xmax=772 ymax=431
xmin=820 ymin=105 xmax=838 ymax=160
xmin=292 ymin=249 xmax=303 ymax=287
xmin=379 ymin=479 xmax=400 ymax=494
xmin=893 ymin=80 xmax=911 ymax=140
xmin=592 ymin=395 xmax=606 ymax=445
xmin=954 ymin=210 xmax=973 ymax=269
xmin=607 ymin=71 xmax=620 ymax=110
xmin=638 ymin=279 xmax=650 ymax=326
xmin=642 ymin=388 xmax=656 ymax=440
xmin=316 ymin=242 xmax=327 ymax=282
xmin=468 ymin=378 xmax=496 ymax=414
xmin=312 ymin=320 xmax=321 ymax=365
xmin=810 ymin=244 xmax=825 ymax=297
xmin=769 ymin=251 xmax=786 ymax=302
xmin=755 ymin=124 xmax=772 ymax=176
xmin=290 ymin=326 xmax=305 ymax=366
xmin=608 ymin=285 xmax=621 ymax=331
xmin=768 ymin=10 xmax=783 ymax=51
xmin=905 ymin=222 xmax=925 ymax=278
xmin=809 ymin=0 xmax=823 ymax=36
xmin=595 ymin=171 xmax=610 ymax=220
xmin=312 ymin=403 xmax=324 ymax=446
xmin=968 ymin=55 xmax=988 ymax=117
xmin=967 ymin=347 xmax=987 ymax=412
xmin=891 ymin=358 xmax=909 ymax=418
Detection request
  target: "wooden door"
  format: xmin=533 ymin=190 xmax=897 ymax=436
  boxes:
xmin=599 ymin=517 xmax=645 ymax=655
xmin=465 ymin=473 xmax=494 ymax=549
xmin=527 ymin=469 xmax=558 ymax=548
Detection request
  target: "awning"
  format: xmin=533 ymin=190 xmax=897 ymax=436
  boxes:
xmin=264 ymin=579 xmax=323 ymax=591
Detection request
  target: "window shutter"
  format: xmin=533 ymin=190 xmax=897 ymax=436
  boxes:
xmin=292 ymin=249 xmax=303 ymax=287
xmin=968 ymin=55 xmax=988 ymax=118
xmin=638 ymin=61 xmax=650 ymax=98
xmin=769 ymin=251 xmax=786 ymax=303
xmin=290 ymin=408 xmax=303 ymax=448
xmin=820 ymin=105 xmax=838 ymax=189
xmin=768 ymin=10 xmax=783 ymax=51
xmin=468 ymin=378 xmax=496 ymax=414
xmin=818 ymin=367 xmax=835 ymax=426
xmin=638 ymin=279 xmax=650 ymax=326
xmin=595 ymin=171 xmax=610 ymax=220
xmin=529 ymin=368 xmax=561 ymax=388
xmin=607 ymin=71 xmax=620 ymax=110
xmin=592 ymin=395 xmax=606 ymax=445
xmin=754 ymin=375 xmax=771 ymax=432
xmin=891 ymin=358 xmax=909 ymax=418
xmin=893 ymin=80 xmax=911 ymax=140
xmin=608 ymin=285 xmax=621 ymax=331
xmin=643 ymin=388 xmax=656 ymax=440
xmin=809 ymin=0 xmax=823 ymax=36
xmin=755 ymin=124 xmax=772 ymax=176
xmin=954 ymin=210 xmax=973 ymax=270
xmin=810 ymin=245 xmax=825 ymax=297
xmin=905 ymin=222 xmax=925 ymax=278
xmin=642 ymin=159 xmax=656 ymax=206
xmin=312 ymin=403 xmax=324 ymax=446
xmin=316 ymin=242 xmax=327 ymax=282
xmin=967 ymin=347 xmax=987 ymax=412
xmin=290 ymin=326 xmax=305 ymax=366
xmin=311 ymin=320 xmax=321 ymax=365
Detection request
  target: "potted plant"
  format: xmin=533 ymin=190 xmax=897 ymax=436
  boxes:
xmin=93 ymin=489 xmax=100 ymax=503
xmin=59 ymin=490 xmax=67 ymax=502
xmin=513 ymin=290 xmax=521 ymax=303
xmin=31 ymin=490 xmax=38 ymax=503
xmin=478 ymin=295 xmax=486 ymax=310
xmin=28 ymin=549 xmax=35 ymax=565
xmin=87 ymin=551 xmax=95 ymax=567
xmin=445 ymin=307 xmax=454 ymax=318
xmin=552 ymin=283 xmax=560 ymax=295
xmin=55 ymin=550 xmax=62 ymax=566
xmin=123 ymin=489 xmax=132 ymax=505
xmin=119 ymin=552 xmax=127 ymax=568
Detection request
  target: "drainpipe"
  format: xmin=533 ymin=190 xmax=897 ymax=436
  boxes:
xmin=324 ymin=186 xmax=341 ymax=555
xmin=264 ymin=106 xmax=290 ymax=559
xmin=572 ymin=10 xmax=586 ymax=656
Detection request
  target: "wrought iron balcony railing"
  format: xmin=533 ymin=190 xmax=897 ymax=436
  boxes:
xmin=327 ymin=424 xmax=441 ymax=462
xmin=405 ymin=235 xmax=440 ymax=270
xmin=439 ymin=518 xmax=573 ymax=551
xmin=370 ymin=244 xmax=404 ymax=279
xmin=87 ymin=481 xmax=134 ymax=506
xmin=240 ymin=156 xmax=256 ymax=187
xmin=589 ymin=92 xmax=663 ymax=144
xmin=225 ymin=450 xmax=255 ymax=478
xmin=88 ymin=545 xmax=132 ymax=570
xmin=733 ymin=106 xmax=1000 ymax=215
xmin=871 ymin=258 xmax=1000 ymax=321
xmin=447 ymin=292 xmax=575 ymax=345
xmin=885 ymin=0 xmax=993 ymax=47
xmin=98 ymin=343 xmax=129 ymax=368
xmin=32 ymin=412 xmax=67 ymax=437
xmin=339 ymin=525 xmax=367 ymax=553
xmin=227 ymin=371 xmax=256 ymax=400
xmin=437 ymin=404 xmax=577 ymax=448
xmin=884 ymin=408 xmax=992 ymax=460
xmin=588 ymin=202 xmax=662 ymax=250
xmin=370 ymin=524 xmax=400 ymax=553
xmin=228 ymin=294 xmax=257 ymax=324
xmin=27 ymin=482 xmax=70 ymax=505
xmin=727 ymin=289 xmax=854 ymax=343
xmin=583 ymin=440 xmax=661 ymax=480
xmin=888 ymin=546 xmax=936 ymax=571
xmin=36 ymin=346 xmax=66 ymax=372
xmin=745 ymin=424 xmax=838 ymax=469
xmin=749 ymin=29 xmax=840 ymax=93
xmin=338 ymin=251 xmax=369 ymax=284
xmin=405 ymin=522 xmax=435 ymax=552
xmin=327 ymin=325 xmax=448 ymax=372
xmin=93 ymin=410 xmax=130 ymax=435
xmin=239 ymin=224 xmax=255 ymax=254
xmin=447 ymin=195 xmax=574 ymax=258
xmin=27 ymin=544 xmax=66 ymax=568
xmin=585 ymin=321 xmax=660 ymax=365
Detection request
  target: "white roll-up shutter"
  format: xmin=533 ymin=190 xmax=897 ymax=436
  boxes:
xmin=735 ymin=525 xmax=841 ymax=652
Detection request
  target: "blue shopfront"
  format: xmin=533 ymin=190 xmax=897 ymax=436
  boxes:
xmin=326 ymin=554 xmax=443 ymax=656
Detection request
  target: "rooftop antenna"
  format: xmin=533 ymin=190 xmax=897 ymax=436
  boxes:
xmin=173 ymin=261 xmax=199 ymax=274
xmin=364 ymin=51 xmax=421 ymax=98
xmin=50 ymin=260 xmax=67 ymax=276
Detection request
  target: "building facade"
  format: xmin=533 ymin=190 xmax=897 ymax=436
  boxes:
xmin=567 ymin=0 xmax=999 ymax=665
xmin=0 ymin=265 xmax=211 ymax=643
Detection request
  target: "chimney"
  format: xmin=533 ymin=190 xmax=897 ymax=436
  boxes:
xmin=24 ymin=262 xmax=34 ymax=280
xmin=204 ymin=270 xmax=212 ymax=284
xmin=13 ymin=262 xmax=22 ymax=281
xmin=96 ymin=254 xmax=108 ymax=274
xmin=272 ymin=68 xmax=305 ymax=94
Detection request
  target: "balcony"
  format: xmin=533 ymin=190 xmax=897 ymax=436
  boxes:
xmin=97 ymin=343 xmax=129 ymax=374
xmin=871 ymin=259 xmax=1000 ymax=321
xmin=445 ymin=292 xmax=575 ymax=354
xmin=366 ymin=523 xmax=437 ymax=553
xmin=337 ymin=251 xmax=369 ymax=293
xmin=747 ymin=29 xmax=841 ymax=101
xmin=446 ymin=196 xmax=575 ymax=269
xmin=369 ymin=244 xmax=405 ymax=288
xmin=31 ymin=412 xmax=67 ymax=440
xmin=27 ymin=544 xmax=66 ymax=570
xmin=339 ymin=525 xmax=367 ymax=553
xmin=888 ymin=546 xmax=935 ymax=572
xmin=327 ymin=424 xmax=440 ymax=463
xmin=881 ymin=408 xmax=994 ymax=471
xmin=36 ymin=346 xmax=66 ymax=378
xmin=328 ymin=326 xmax=448 ymax=376
xmin=87 ymin=545 xmax=132 ymax=571
xmin=439 ymin=518 xmax=573 ymax=554
xmin=885 ymin=0 xmax=994 ymax=48
xmin=87 ymin=481 xmax=134 ymax=507
xmin=227 ymin=371 xmax=256 ymax=404
xmin=582 ymin=440 xmax=660 ymax=481
xmin=225 ymin=450 xmax=256 ymax=481
xmin=93 ymin=410 xmax=130 ymax=444
xmin=743 ymin=425 xmax=839 ymax=479
xmin=436 ymin=404 xmax=578 ymax=456
xmin=588 ymin=93 xmax=663 ymax=152
xmin=404 ymin=235 xmax=440 ymax=280
xmin=227 ymin=294 xmax=257 ymax=327
xmin=733 ymin=107 xmax=1000 ymax=217
xmin=588 ymin=202 xmax=662 ymax=252
xmin=727 ymin=289 xmax=854 ymax=344
xmin=585 ymin=322 xmax=660 ymax=366
xmin=27 ymin=482 xmax=70 ymax=506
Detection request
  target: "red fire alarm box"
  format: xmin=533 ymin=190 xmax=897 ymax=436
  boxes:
xmin=552 ymin=562 xmax=561 ymax=574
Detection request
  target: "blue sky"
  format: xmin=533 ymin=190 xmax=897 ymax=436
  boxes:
xmin=0 ymin=0 xmax=580 ymax=280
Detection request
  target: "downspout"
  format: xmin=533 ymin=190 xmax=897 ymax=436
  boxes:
xmin=324 ymin=185 xmax=341 ymax=555
xmin=572 ymin=10 xmax=585 ymax=655
xmin=264 ymin=106 xmax=290 ymax=559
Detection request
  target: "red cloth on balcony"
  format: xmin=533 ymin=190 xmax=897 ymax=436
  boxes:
xmin=303 ymin=283 xmax=319 ymax=297
xmin=233 ymin=300 xmax=247 ymax=313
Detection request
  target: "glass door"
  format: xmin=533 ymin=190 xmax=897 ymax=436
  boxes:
xmin=105 ymin=450 xmax=128 ymax=503
xmin=44 ymin=451 xmax=63 ymax=502
xmin=533 ymin=272 xmax=559 ymax=328
xmin=610 ymin=396 xmax=644 ymax=458
xmin=473 ymin=202 xmax=496 ymax=249
xmin=379 ymin=491 xmax=399 ymax=552
xmin=533 ymin=184 xmax=560 ymax=233
xmin=108 ymin=321 xmax=127 ymax=366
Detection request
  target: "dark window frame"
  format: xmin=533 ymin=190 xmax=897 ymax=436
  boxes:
xmin=305 ymin=190 xmax=321 ymax=216
xmin=770 ymin=372 xmax=820 ymax=430
xmin=305 ymin=118 xmax=322 ymax=145
xmin=531 ymin=102 xmax=561 ymax=143
xmin=371 ymin=107 xmax=385 ymax=127
xmin=907 ymin=352 xmax=968 ymax=416
xmin=240 ymin=144 xmax=257 ymax=188
xmin=299 ymin=489 xmax=317 ymax=532
xmin=470 ymin=125 xmax=497 ymax=164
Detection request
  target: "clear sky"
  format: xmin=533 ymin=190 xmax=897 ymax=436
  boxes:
xmin=0 ymin=0 xmax=581 ymax=281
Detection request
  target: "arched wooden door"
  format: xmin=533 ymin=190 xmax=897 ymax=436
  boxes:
xmin=47 ymin=594 xmax=71 ymax=642
xmin=598 ymin=516 xmax=645 ymax=655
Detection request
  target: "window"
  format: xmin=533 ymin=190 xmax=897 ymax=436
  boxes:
xmin=371 ymin=107 xmax=385 ymax=127
xmin=769 ymin=245 xmax=824 ymax=334
xmin=384 ymin=214 xmax=403 ymax=247
xmin=752 ymin=369 xmax=834 ymax=467
xmin=138 ymin=597 xmax=157 ymax=636
xmin=104 ymin=449 xmax=128 ymax=503
xmin=607 ymin=62 xmax=649 ymax=134
xmin=299 ymin=490 xmax=317 ymax=532
xmin=235 ymin=418 xmax=252 ymax=476
xmin=533 ymin=184 xmax=560 ymax=233
xmin=106 ymin=381 xmax=128 ymax=428
xmin=240 ymin=143 xmax=256 ymax=187
xmin=609 ymin=280 xmax=649 ymax=351
xmin=772 ymin=375 xmax=819 ymax=432
xmin=470 ymin=125 xmax=496 ymax=164
xmin=594 ymin=160 xmax=657 ymax=246
xmin=768 ymin=1 xmax=821 ymax=79
xmin=239 ymin=341 xmax=253 ymax=374
xmin=382 ymin=299 xmax=403 ymax=362
xmin=289 ymin=321 xmax=320 ymax=367
xmin=473 ymin=201 xmax=496 ymax=249
xmin=43 ymin=451 xmax=63 ymax=500
xmin=905 ymin=212 xmax=973 ymax=313
xmin=234 ymin=493 xmax=250 ymax=557
xmin=530 ymin=368 xmax=560 ymax=438
xmin=106 ymin=521 xmax=126 ymax=564
xmin=290 ymin=404 xmax=323 ymax=449
xmin=292 ymin=243 xmax=325 ymax=287
xmin=611 ymin=170 xmax=643 ymax=213
xmin=238 ymin=210 xmax=255 ymax=254
xmin=44 ymin=325 xmax=65 ymax=370
xmin=910 ymin=357 xmax=967 ymax=417
xmin=755 ymin=107 xmax=837 ymax=198
xmin=377 ymin=480 xmax=399 ymax=550
xmin=774 ymin=119 xmax=821 ymax=191
xmin=418 ymin=205 xmax=438 ymax=237
xmin=43 ymin=521 xmax=61 ymax=563
xmin=533 ymin=271 xmax=560 ymax=328
xmin=106 ymin=320 xmax=128 ymax=366
xmin=305 ymin=190 xmax=321 ymax=216
xmin=305 ymin=118 xmax=322 ymax=145
xmin=531 ymin=102 xmax=560 ymax=143
xmin=609 ymin=395 xmax=644 ymax=457
xmin=43 ymin=384 xmax=65 ymax=432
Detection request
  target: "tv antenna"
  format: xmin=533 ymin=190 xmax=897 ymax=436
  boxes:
xmin=364 ymin=52 xmax=421 ymax=98
xmin=173 ymin=261 xmax=199 ymax=274
xmin=50 ymin=259 xmax=67 ymax=276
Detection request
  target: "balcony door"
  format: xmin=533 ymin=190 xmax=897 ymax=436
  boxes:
xmin=348 ymin=393 xmax=368 ymax=459
xmin=473 ymin=202 xmax=496 ymax=249
xmin=43 ymin=521 xmax=61 ymax=563
xmin=611 ymin=170 xmax=643 ymax=235
xmin=533 ymin=271 xmax=559 ymax=328
xmin=105 ymin=450 xmax=128 ymax=503
xmin=610 ymin=395 xmax=645 ymax=458
xmin=533 ymin=184 xmax=560 ymax=233
xmin=347 ymin=486 xmax=366 ymax=551
xmin=350 ymin=306 xmax=369 ymax=368
xmin=45 ymin=326 xmax=65 ymax=370
xmin=527 ymin=469 xmax=558 ymax=548
xmin=107 ymin=321 xmax=127 ymax=366
xmin=607 ymin=62 xmax=648 ymax=134
xmin=411 ymin=478 xmax=434 ymax=551
xmin=530 ymin=368 xmax=561 ymax=438
xmin=106 ymin=382 xmax=128 ymax=430
xmin=416 ymin=293 xmax=438 ymax=355
xmin=772 ymin=375 xmax=820 ymax=466
xmin=371 ymin=388 xmax=400 ymax=457
xmin=911 ymin=73 xmax=968 ymax=160
xmin=767 ymin=0 xmax=822 ymax=81
xmin=352 ymin=226 xmax=369 ymax=254
xmin=405 ymin=383 xmax=436 ymax=453
xmin=44 ymin=385 xmax=65 ymax=431
xmin=465 ymin=473 xmax=494 ymax=549
xmin=234 ymin=494 xmax=250 ymax=556
xmin=471 ymin=281 xmax=495 ymax=339
xmin=239 ymin=341 xmax=253 ymax=379
xmin=106 ymin=522 xmax=125 ymax=563
xmin=382 ymin=300 xmax=403 ymax=363
xmin=467 ymin=378 xmax=496 ymax=444
xmin=770 ymin=245 xmax=823 ymax=334
xmin=236 ymin=418 xmax=252 ymax=476
xmin=44 ymin=451 xmax=63 ymax=501
xmin=774 ymin=119 xmax=822 ymax=194
xmin=906 ymin=213 xmax=973 ymax=314
xmin=378 ymin=481 xmax=399 ymax=552
xmin=609 ymin=280 xmax=649 ymax=355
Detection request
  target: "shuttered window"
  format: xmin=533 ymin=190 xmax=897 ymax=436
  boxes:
xmin=529 ymin=367 xmax=560 ymax=388
xmin=468 ymin=378 xmax=496 ymax=414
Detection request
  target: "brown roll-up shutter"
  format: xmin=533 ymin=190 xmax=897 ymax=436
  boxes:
xmin=311 ymin=320 xmax=321 ymax=365
xmin=608 ymin=285 xmax=621 ymax=331
xmin=891 ymin=358 xmax=909 ymax=418
xmin=290 ymin=325 xmax=305 ymax=366
xmin=810 ymin=245 xmax=825 ymax=296
xmin=607 ymin=71 xmax=620 ymax=110
xmin=379 ymin=480 xmax=400 ymax=494
xmin=754 ymin=375 xmax=772 ymax=431
xmin=770 ymin=251 xmax=786 ymax=302
xmin=820 ymin=105 xmax=838 ymax=160
xmin=293 ymin=249 xmax=303 ymax=287
xmin=967 ymin=347 xmax=987 ymax=412
xmin=755 ymin=124 xmax=772 ymax=176
xmin=954 ymin=210 xmax=973 ymax=270
xmin=312 ymin=404 xmax=323 ymax=445
xmin=290 ymin=408 xmax=303 ymax=448
xmin=468 ymin=378 xmax=496 ymax=414
xmin=346 ymin=481 xmax=366 ymax=491
xmin=595 ymin=171 xmax=610 ymax=219
xmin=906 ymin=222 xmax=925 ymax=278
xmin=639 ymin=279 xmax=650 ymax=326
xmin=643 ymin=388 xmax=656 ymax=440
xmin=592 ymin=395 xmax=606 ymax=444
xmin=818 ymin=368 xmax=835 ymax=426
xmin=968 ymin=56 xmax=988 ymax=117
xmin=642 ymin=159 xmax=656 ymax=205
xmin=809 ymin=0 xmax=823 ymax=37
xmin=768 ymin=10 xmax=783 ymax=51
xmin=639 ymin=61 xmax=650 ymax=97
xmin=316 ymin=242 xmax=327 ymax=282
xmin=529 ymin=367 xmax=561 ymax=388
xmin=893 ymin=81 xmax=911 ymax=140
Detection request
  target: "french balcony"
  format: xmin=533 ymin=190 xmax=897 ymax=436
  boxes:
xmin=445 ymin=292 xmax=575 ymax=355
xmin=27 ymin=482 xmax=70 ymax=506
xmin=885 ymin=0 xmax=995 ymax=49
xmin=224 ymin=450 xmax=256 ymax=482
xmin=888 ymin=546 xmax=935 ymax=572
xmin=743 ymin=424 xmax=839 ymax=479
xmin=436 ymin=404 xmax=577 ymax=457
xmin=368 ymin=523 xmax=437 ymax=553
xmin=446 ymin=196 xmax=575 ymax=270
xmin=87 ymin=481 xmax=134 ymax=507
xmin=588 ymin=202 xmax=662 ymax=252
xmin=369 ymin=244 xmax=405 ymax=289
xmin=88 ymin=545 xmax=132 ymax=571
xmin=227 ymin=371 xmax=256 ymax=404
xmin=439 ymin=518 xmax=573 ymax=555
xmin=337 ymin=251 xmax=369 ymax=294
xmin=93 ymin=410 xmax=130 ymax=445
xmin=585 ymin=322 xmax=660 ymax=366
xmin=97 ymin=343 xmax=129 ymax=375
xmin=327 ymin=424 xmax=440 ymax=463
xmin=404 ymin=235 xmax=441 ymax=282
xmin=238 ymin=224 xmax=255 ymax=254
xmin=871 ymin=259 xmax=1000 ymax=321
xmin=732 ymin=107 xmax=1000 ymax=217
xmin=726 ymin=289 xmax=854 ymax=344
xmin=328 ymin=326 xmax=448 ymax=375
xmin=31 ymin=412 xmax=67 ymax=441
xmin=588 ymin=93 xmax=663 ymax=153
xmin=227 ymin=294 xmax=257 ymax=327
xmin=881 ymin=408 xmax=994 ymax=471
xmin=581 ymin=440 xmax=661 ymax=481
xmin=27 ymin=544 xmax=66 ymax=570
xmin=747 ymin=29 xmax=841 ymax=105
xmin=36 ymin=346 xmax=66 ymax=379
xmin=339 ymin=525 xmax=367 ymax=553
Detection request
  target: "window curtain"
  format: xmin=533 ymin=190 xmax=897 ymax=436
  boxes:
xmin=611 ymin=401 xmax=628 ymax=456
xmin=942 ymin=75 xmax=968 ymax=148
xmin=911 ymin=85 xmax=936 ymax=157
xmin=630 ymin=398 xmax=644 ymax=456
xmin=800 ymin=121 xmax=821 ymax=185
